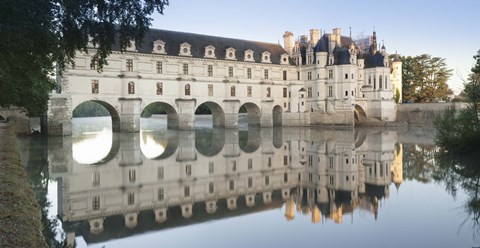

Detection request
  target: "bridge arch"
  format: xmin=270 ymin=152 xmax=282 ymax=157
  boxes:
xmin=239 ymin=102 xmax=261 ymax=127
xmin=195 ymin=129 xmax=225 ymax=157
xmin=72 ymin=100 xmax=120 ymax=132
xmin=273 ymin=105 xmax=283 ymax=127
xmin=141 ymin=102 xmax=178 ymax=130
xmin=140 ymin=130 xmax=178 ymax=160
xmin=239 ymin=127 xmax=261 ymax=153
xmin=195 ymin=101 xmax=225 ymax=128
xmin=354 ymin=104 xmax=367 ymax=123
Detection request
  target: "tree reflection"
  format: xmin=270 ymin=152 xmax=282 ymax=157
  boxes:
xmin=402 ymin=144 xmax=437 ymax=183
xmin=434 ymin=152 xmax=480 ymax=243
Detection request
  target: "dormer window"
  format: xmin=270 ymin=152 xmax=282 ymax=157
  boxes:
xmin=126 ymin=40 xmax=136 ymax=52
xmin=244 ymin=49 xmax=254 ymax=62
xmin=261 ymin=51 xmax=271 ymax=63
xmin=152 ymin=40 xmax=166 ymax=54
xmin=204 ymin=45 xmax=216 ymax=59
xmin=179 ymin=42 xmax=192 ymax=56
xmin=225 ymin=47 xmax=236 ymax=60
xmin=280 ymin=53 xmax=289 ymax=65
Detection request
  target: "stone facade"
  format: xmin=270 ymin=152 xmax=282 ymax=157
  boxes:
xmin=48 ymin=28 xmax=401 ymax=135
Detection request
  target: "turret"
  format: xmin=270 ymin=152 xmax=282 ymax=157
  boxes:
xmin=310 ymin=29 xmax=320 ymax=46
xmin=283 ymin=31 xmax=294 ymax=56
xmin=371 ymin=31 xmax=377 ymax=54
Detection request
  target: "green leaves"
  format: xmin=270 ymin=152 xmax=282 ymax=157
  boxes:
xmin=401 ymin=54 xmax=453 ymax=103
xmin=0 ymin=0 xmax=169 ymax=116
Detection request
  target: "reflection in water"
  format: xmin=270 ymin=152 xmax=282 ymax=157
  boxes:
xmin=72 ymin=127 xmax=112 ymax=164
xmin=434 ymin=153 xmax=480 ymax=242
xmin=24 ymin=120 xmax=473 ymax=247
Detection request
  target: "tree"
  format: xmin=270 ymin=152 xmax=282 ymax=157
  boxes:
xmin=434 ymin=50 xmax=480 ymax=153
xmin=395 ymin=88 xmax=401 ymax=103
xmin=0 ymin=0 xmax=169 ymax=116
xmin=401 ymin=54 xmax=453 ymax=103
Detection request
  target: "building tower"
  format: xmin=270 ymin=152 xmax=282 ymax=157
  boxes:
xmin=391 ymin=52 xmax=403 ymax=103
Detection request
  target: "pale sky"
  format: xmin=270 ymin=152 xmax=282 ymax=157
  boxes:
xmin=150 ymin=0 xmax=480 ymax=94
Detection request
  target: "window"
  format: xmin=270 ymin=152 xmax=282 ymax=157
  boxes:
xmin=385 ymin=75 xmax=388 ymax=89
xmin=283 ymin=71 xmax=287 ymax=80
xmin=308 ymin=72 xmax=312 ymax=80
xmin=264 ymin=69 xmax=269 ymax=79
xmin=247 ymin=86 xmax=252 ymax=97
xmin=369 ymin=75 xmax=372 ymax=85
xmin=329 ymin=175 xmax=334 ymax=185
xmin=209 ymin=182 xmax=214 ymax=193
xmin=232 ymin=161 xmax=236 ymax=171
xmin=229 ymin=180 xmax=235 ymax=191
xmin=185 ymin=84 xmax=190 ymax=96
xmin=228 ymin=67 xmax=234 ymax=77
xmin=186 ymin=164 xmax=191 ymax=176
xmin=307 ymin=87 xmax=312 ymax=98
xmin=379 ymin=75 xmax=383 ymax=89
xmin=248 ymin=177 xmax=253 ymax=188
xmin=352 ymin=73 xmax=354 ymax=79
xmin=129 ymin=169 xmax=136 ymax=183
xmin=208 ymin=84 xmax=213 ymax=96
xmin=91 ymin=80 xmax=99 ymax=94
xmin=267 ymin=87 xmax=271 ymax=97
xmin=184 ymin=186 xmax=190 ymax=197
xmin=284 ymin=173 xmax=288 ymax=183
xmin=92 ymin=196 xmax=100 ymax=210
xmin=90 ymin=59 xmax=98 ymax=70
xmin=284 ymin=156 xmax=288 ymax=165
xmin=156 ymin=61 xmax=163 ymax=74
xmin=248 ymin=158 xmax=253 ymax=169
xmin=128 ymin=82 xmax=135 ymax=94
xmin=230 ymin=86 xmax=236 ymax=97
xmin=128 ymin=193 xmax=135 ymax=205
xmin=328 ymin=70 xmax=333 ymax=79
xmin=345 ymin=91 xmax=348 ymax=97
xmin=126 ymin=59 xmax=133 ymax=71
xmin=329 ymin=157 xmax=334 ymax=168
xmin=92 ymin=172 xmax=100 ymax=187
xmin=209 ymin=162 xmax=214 ymax=174
xmin=265 ymin=176 xmax=270 ymax=186
xmin=157 ymin=167 xmax=164 ymax=180
xmin=183 ymin=63 xmax=189 ymax=75
xmin=158 ymin=188 xmax=164 ymax=201
xmin=328 ymin=85 xmax=333 ymax=97
xmin=283 ymin=87 xmax=288 ymax=98
xmin=156 ymin=82 xmax=163 ymax=95
xmin=247 ymin=68 xmax=252 ymax=79
xmin=297 ymin=71 xmax=300 ymax=80
xmin=268 ymin=157 xmax=272 ymax=167
xmin=345 ymin=73 xmax=348 ymax=79
xmin=208 ymin=65 xmax=213 ymax=77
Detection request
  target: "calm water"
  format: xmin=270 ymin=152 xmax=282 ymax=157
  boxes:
xmin=16 ymin=117 xmax=480 ymax=248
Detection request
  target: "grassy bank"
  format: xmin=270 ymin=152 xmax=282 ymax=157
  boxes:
xmin=0 ymin=123 xmax=47 ymax=247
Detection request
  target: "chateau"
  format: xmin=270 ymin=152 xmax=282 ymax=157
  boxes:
xmin=47 ymin=27 xmax=402 ymax=135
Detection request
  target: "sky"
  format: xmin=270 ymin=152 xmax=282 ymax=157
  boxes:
xmin=150 ymin=0 xmax=480 ymax=94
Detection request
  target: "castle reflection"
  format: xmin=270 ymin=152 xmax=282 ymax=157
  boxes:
xmin=49 ymin=125 xmax=403 ymax=245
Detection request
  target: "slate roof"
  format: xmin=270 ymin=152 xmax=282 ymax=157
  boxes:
xmin=364 ymin=51 xmax=386 ymax=68
xmin=119 ymin=28 xmax=289 ymax=64
xmin=301 ymin=34 xmax=357 ymax=66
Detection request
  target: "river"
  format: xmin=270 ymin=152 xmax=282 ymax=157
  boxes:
xmin=16 ymin=116 xmax=480 ymax=248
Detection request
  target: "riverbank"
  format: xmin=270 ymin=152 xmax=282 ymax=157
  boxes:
xmin=0 ymin=123 xmax=47 ymax=247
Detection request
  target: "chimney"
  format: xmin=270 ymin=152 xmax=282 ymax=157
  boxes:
xmin=310 ymin=29 xmax=319 ymax=45
xmin=333 ymin=28 xmax=341 ymax=46
xmin=283 ymin=31 xmax=294 ymax=55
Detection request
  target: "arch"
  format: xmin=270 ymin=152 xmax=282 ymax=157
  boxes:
xmin=239 ymin=127 xmax=261 ymax=153
xmin=141 ymin=102 xmax=179 ymax=130
xmin=128 ymin=81 xmax=135 ymax=94
xmin=195 ymin=128 xmax=225 ymax=157
xmin=72 ymin=100 xmax=120 ymax=132
xmin=72 ymin=127 xmax=114 ymax=165
xmin=140 ymin=129 xmax=178 ymax=160
xmin=239 ymin=102 xmax=261 ymax=127
xmin=195 ymin=101 xmax=225 ymax=128
xmin=354 ymin=104 xmax=367 ymax=123
xmin=273 ymin=127 xmax=283 ymax=149
xmin=273 ymin=105 xmax=283 ymax=127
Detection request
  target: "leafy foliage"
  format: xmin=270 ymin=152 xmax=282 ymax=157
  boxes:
xmin=72 ymin=101 xmax=109 ymax=118
xmin=435 ymin=50 xmax=480 ymax=153
xmin=0 ymin=0 xmax=169 ymax=116
xmin=401 ymin=54 xmax=453 ymax=103
xmin=394 ymin=88 xmax=401 ymax=103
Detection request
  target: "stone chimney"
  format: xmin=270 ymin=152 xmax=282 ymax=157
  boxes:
xmin=333 ymin=28 xmax=341 ymax=46
xmin=310 ymin=29 xmax=320 ymax=45
xmin=283 ymin=31 xmax=294 ymax=55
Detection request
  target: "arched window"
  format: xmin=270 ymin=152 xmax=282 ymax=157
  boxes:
xmin=156 ymin=82 xmax=163 ymax=95
xmin=128 ymin=82 xmax=135 ymax=94
xmin=185 ymin=84 xmax=190 ymax=96
xmin=266 ymin=87 xmax=271 ymax=97
xmin=379 ymin=75 xmax=383 ymax=89
xmin=373 ymin=77 xmax=376 ymax=90
xmin=230 ymin=86 xmax=236 ymax=97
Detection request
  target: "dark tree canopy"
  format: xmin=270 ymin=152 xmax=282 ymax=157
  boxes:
xmin=401 ymin=54 xmax=453 ymax=103
xmin=0 ymin=0 xmax=169 ymax=116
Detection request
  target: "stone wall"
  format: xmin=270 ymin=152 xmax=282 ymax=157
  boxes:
xmin=395 ymin=102 xmax=467 ymax=126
